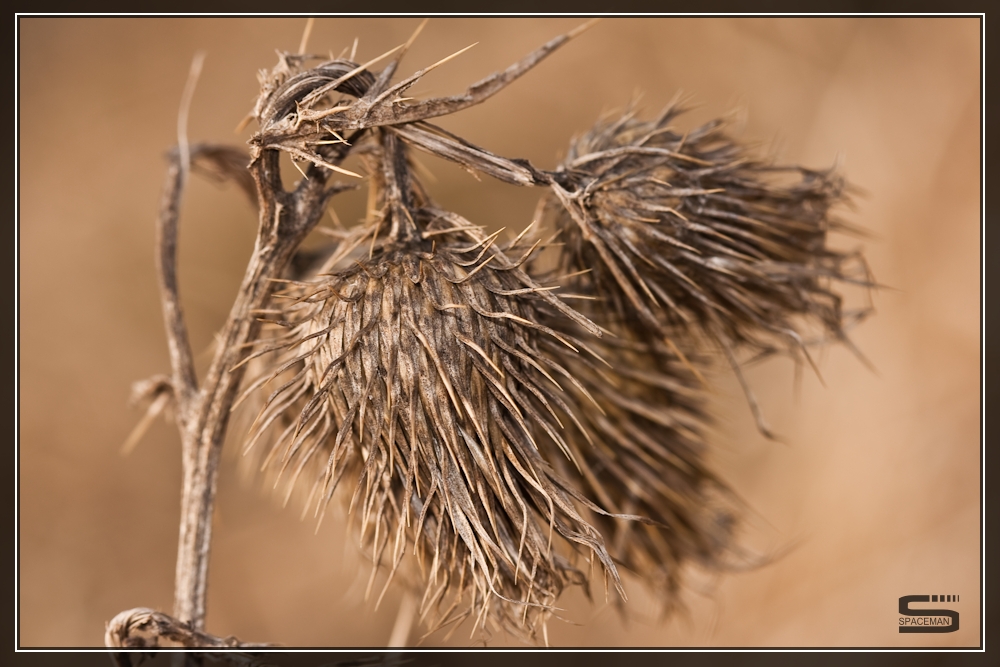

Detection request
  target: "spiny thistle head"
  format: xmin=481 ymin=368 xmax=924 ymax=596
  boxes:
xmin=545 ymin=100 xmax=873 ymax=365
xmin=532 ymin=301 xmax=740 ymax=607
xmin=242 ymin=214 xmax=641 ymax=641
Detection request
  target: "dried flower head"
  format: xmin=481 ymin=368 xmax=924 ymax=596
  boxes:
xmin=545 ymin=101 xmax=872 ymax=370
xmin=242 ymin=207 xmax=659 ymax=640
xmin=533 ymin=302 xmax=739 ymax=608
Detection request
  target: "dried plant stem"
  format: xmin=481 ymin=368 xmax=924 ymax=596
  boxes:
xmin=105 ymin=608 xmax=273 ymax=649
xmin=171 ymin=236 xmax=288 ymax=628
xmin=167 ymin=145 xmax=344 ymax=631
xmin=387 ymin=592 xmax=417 ymax=648
xmin=156 ymin=160 xmax=198 ymax=412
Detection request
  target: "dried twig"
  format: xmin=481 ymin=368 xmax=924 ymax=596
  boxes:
xmin=105 ymin=608 xmax=274 ymax=650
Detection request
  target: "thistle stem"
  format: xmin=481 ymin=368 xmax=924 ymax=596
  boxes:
xmin=169 ymin=143 xmax=337 ymax=630
xmin=155 ymin=158 xmax=199 ymax=417
xmin=171 ymin=231 xmax=297 ymax=628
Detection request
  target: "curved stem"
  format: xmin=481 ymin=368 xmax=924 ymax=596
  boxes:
xmin=144 ymin=142 xmax=294 ymax=636
xmin=171 ymin=142 xmax=343 ymax=629
xmin=156 ymin=157 xmax=199 ymax=418
xmin=172 ymin=225 xmax=297 ymax=627
xmin=106 ymin=607 xmax=274 ymax=650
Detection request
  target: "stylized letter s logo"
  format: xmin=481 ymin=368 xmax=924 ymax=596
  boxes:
xmin=899 ymin=595 xmax=959 ymax=633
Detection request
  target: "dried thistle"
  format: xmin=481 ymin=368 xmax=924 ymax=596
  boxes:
xmin=544 ymin=103 xmax=873 ymax=423
xmin=112 ymin=20 xmax=873 ymax=648
xmin=244 ymin=218 xmax=624 ymax=641
xmin=533 ymin=303 xmax=739 ymax=610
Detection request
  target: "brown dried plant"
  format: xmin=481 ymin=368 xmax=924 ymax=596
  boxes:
xmin=106 ymin=19 xmax=872 ymax=649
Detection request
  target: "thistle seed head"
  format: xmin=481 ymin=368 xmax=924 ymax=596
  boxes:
xmin=534 ymin=303 xmax=740 ymax=607
xmin=547 ymin=101 xmax=872 ymax=362
xmin=243 ymin=217 xmax=641 ymax=641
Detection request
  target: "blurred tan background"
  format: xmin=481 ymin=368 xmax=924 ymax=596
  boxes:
xmin=18 ymin=17 xmax=981 ymax=647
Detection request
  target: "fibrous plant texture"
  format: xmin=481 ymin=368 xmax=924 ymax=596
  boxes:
xmin=111 ymin=20 xmax=872 ymax=648
xmin=549 ymin=106 xmax=866 ymax=351
xmin=542 ymin=103 xmax=874 ymax=434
